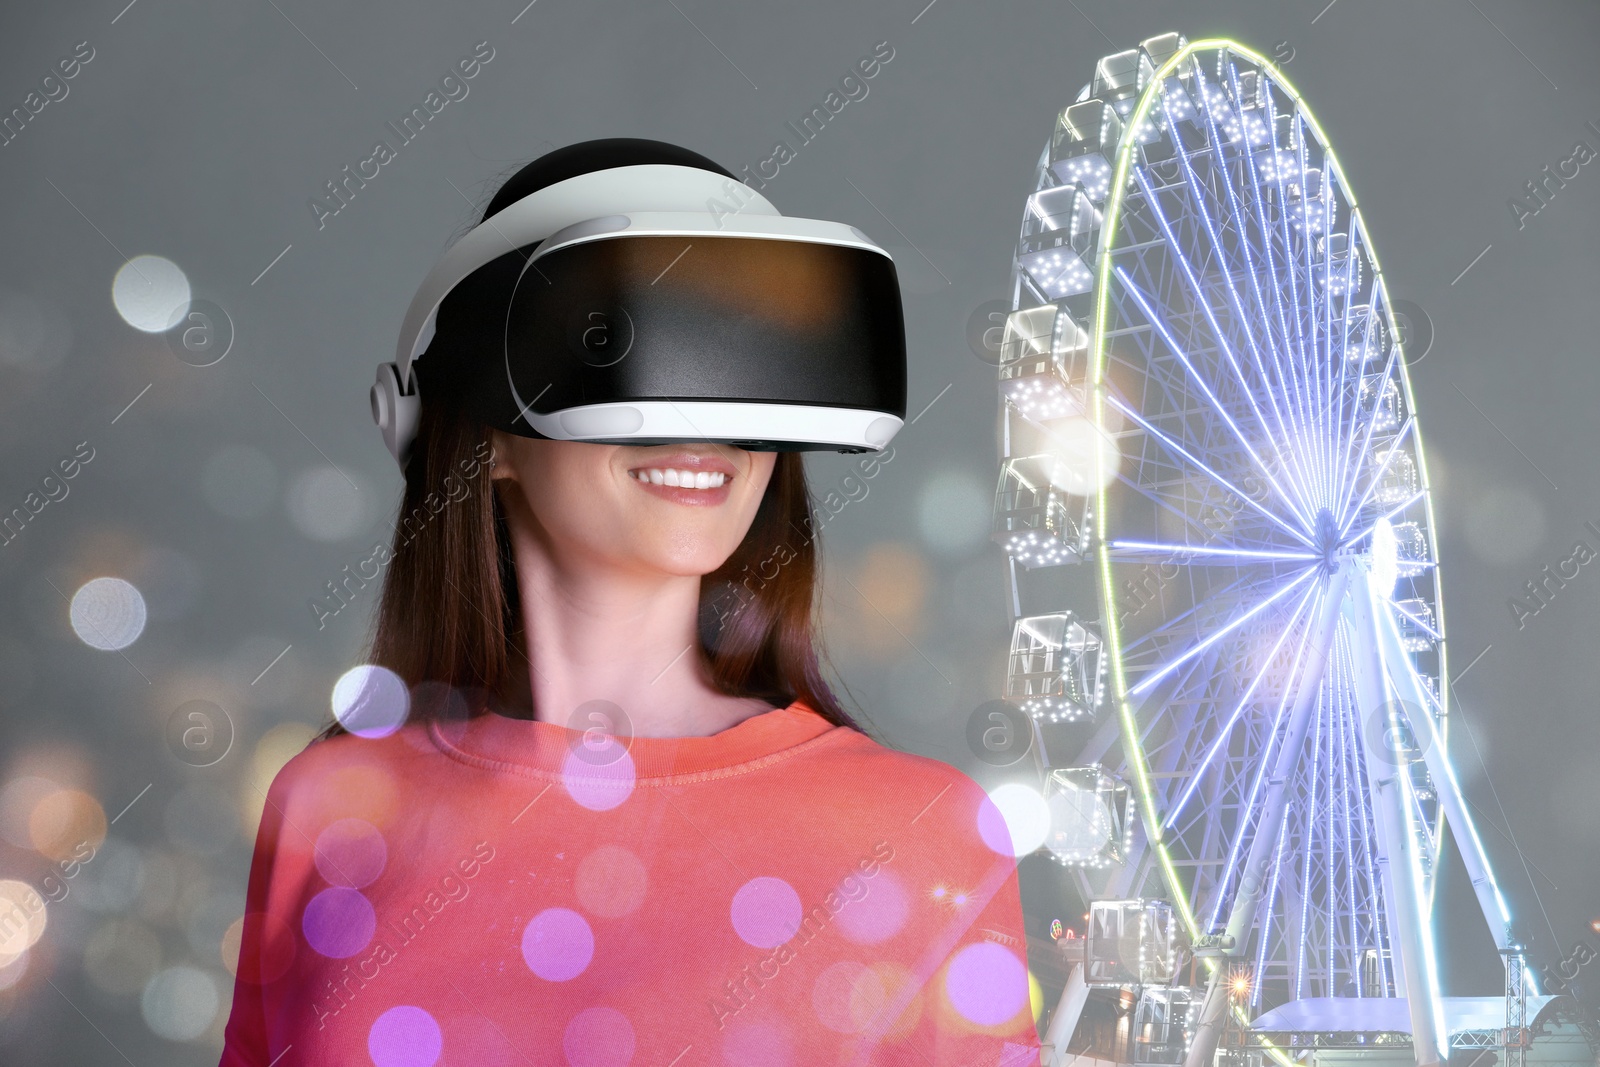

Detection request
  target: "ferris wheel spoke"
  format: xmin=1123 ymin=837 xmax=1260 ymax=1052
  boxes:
xmin=1281 ymin=108 xmax=1342 ymax=514
xmin=1310 ymin=171 xmax=1344 ymax=504
xmin=1118 ymin=571 xmax=1259 ymax=656
xmin=1256 ymin=94 xmax=1330 ymax=509
xmin=1335 ymin=416 xmax=1414 ymax=537
xmin=1156 ymin=80 xmax=1296 ymax=382
xmin=1113 ymin=265 xmax=1316 ymax=528
xmin=1321 ymin=205 xmax=1366 ymax=511
xmin=1161 ymin=581 xmax=1320 ymax=831
xmin=1342 ymin=489 xmax=1426 ymax=551
xmin=1127 ymin=165 xmax=1323 ymax=512
xmin=1129 ymin=565 xmax=1320 ymax=698
xmin=1125 ymin=168 xmax=1321 ymax=510
xmin=1223 ymin=68 xmax=1328 ymax=513
xmin=1203 ymin=592 xmax=1325 ymax=933
xmin=1107 ymin=540 xmax=1319 ymax=564
xmin=1188 ymin=69 xmax=1331 ymax=508
xmin=1293 ymin=698 xmax=1324 ymax=996
xmin=1296 ymin=151 xmax=1335 ymax=510
xmin=1223 ymin=65 xmax=1316 ymax=388
xmin=1333 ymin=337 xmax=1407 ymax=529
xmin=1107 ymin=393 xmax=1315 ymax=547
xmin=1312 ymin=184 xmax=1362 ymax=515
xmin=1189 ymin=68 xmax=1330 ymax=506
xmin=1327 ymin=221 xmax=1367 ymax=514
xmin=1107 ymin=467 xmax=1276 ymax=555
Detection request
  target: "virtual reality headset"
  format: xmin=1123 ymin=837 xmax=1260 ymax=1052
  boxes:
xmin=371 ymin=158 xmax=909 ymax=469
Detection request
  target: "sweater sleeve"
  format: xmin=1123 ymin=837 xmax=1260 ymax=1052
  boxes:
xmin=858 ymin=764 xmax=1041 ymax=1065
xmin=216 ymin=758 xmax=295 ymax=1067
xmin=923 ymin=776 xmax=1042 ymax=1064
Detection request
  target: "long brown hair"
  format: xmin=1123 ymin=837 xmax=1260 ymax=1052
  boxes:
xmin=314 ymin=393 xmax=867 ymax=741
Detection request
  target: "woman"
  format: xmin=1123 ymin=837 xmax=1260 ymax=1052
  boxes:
xmin=218 ymin=140 xmax=1039 ymax=1066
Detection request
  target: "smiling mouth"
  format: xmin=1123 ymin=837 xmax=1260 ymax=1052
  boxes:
xmin=627 ymin=467 xmax=730 ymax=490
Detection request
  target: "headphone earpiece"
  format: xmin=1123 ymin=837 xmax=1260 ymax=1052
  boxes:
xmin=371 ymin=361 xmax=421 ymax=469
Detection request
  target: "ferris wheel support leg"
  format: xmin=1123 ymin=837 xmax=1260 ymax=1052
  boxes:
xmin=1180 ymin=571 xmax=1349 ymax=1067
xmin=1370 ymin=593 xmax=1518 ymax=970
xmin=1347 ymin=569 xmax=1447 ymax=1067
xmin=1042 ymin=963 xmax=1092 ymax=1067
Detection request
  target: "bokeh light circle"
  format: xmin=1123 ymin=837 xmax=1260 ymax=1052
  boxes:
xmin=812 ymin=960 xmax=886 ymax=1034
xmin=0 ymin=776 xmax=58 ymax=849
xmin=28 ymin=786 xmax=107 ymax=861
xmin=1043 ymin=416 xmax=1120 ymax=495
xmin=112 ymin=255 xmax=190 ymax=333
xmin=74 ymin=836 xmax=145 ymax=913
xmin=980 ymin=783 xmax=1050 ymax=857
xmin=729 ymin=877 xmax=803 ymax=949
xmin=720 ymin=1016 xmax=795 ymax=1067
xmin=0 ymin=950 xmax=28 ymax=991
xmin=521 ymin=908 xmax=593 ymax=982
xmin=944 ymin=941 xmax=1028 ymax=1026
xmin=369 ymin=1005 xmax=443 ymax=1067
xmin=301 ymin=887 xmax=375 ymax=958
xmin=0 ymin=880 xmax=48 ymax=962
xmin=287 ymin=465 xmax=367 ymax=542
xmin=314 ymin=818 xmax=387 ymax=888
xmin=332 ymin=664 xmax=410 ymax=738
xmin=560 ymin=745 xmax=635 ymax=812
xmin=140 ymin=964 xmax=218 ymax=1041
xmin=69 ymin=577 xmax=147 ymax=650
xmin=834 ymin=868 xmax=910 ymax=945
xmin=563 ymin=1006 xmax=635 ymax=1067
xmin=575 ymin=845 xmax=647 ymax=918
xmin=227 ymin=912 xmax=296 ymax=984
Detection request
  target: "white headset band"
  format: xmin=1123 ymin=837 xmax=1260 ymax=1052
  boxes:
xmin=394 ymin=164 xmax=779 ymax=387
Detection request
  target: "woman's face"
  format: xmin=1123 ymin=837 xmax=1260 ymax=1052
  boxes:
xmin=488 ymin=432 xmax=777 ymax=578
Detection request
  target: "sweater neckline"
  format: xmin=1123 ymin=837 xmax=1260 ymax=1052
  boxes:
xmin=426 ymin=698 xmax=843 ymax=781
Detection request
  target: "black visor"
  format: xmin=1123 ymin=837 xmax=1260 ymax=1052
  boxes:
xmin=422 ymin=231 xmax=906 ymax=452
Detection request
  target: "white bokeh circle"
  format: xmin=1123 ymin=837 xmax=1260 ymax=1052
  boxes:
xmin=112 ymin=256 xmax=190 ymax=333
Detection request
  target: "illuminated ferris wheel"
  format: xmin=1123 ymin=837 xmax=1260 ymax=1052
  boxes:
xmin=988 ymin=33 xmax=1526 ymax=1067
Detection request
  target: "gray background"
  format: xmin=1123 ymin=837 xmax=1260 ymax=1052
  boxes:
xmin=0 ymin=0 xmax=1596 ymax=1062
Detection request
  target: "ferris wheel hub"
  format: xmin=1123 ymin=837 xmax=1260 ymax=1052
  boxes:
xmin=1313 ymin=506 xmax=1340 ymax=569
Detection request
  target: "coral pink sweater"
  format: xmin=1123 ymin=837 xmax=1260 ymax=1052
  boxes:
xmin=218 ymin=700 xmax=1040 ymax=1066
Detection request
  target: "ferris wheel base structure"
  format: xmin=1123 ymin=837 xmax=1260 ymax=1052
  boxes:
xmin=1041 ymin=991 xmax=1577 ymax=1067
xmin=983 ymin=30 xmax=1569 ymax=1067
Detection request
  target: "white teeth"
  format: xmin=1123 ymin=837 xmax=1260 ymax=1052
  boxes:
xmin=631 ymin=468 xmax=726 ymax=489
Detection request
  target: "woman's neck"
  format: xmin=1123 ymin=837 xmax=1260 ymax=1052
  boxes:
xmin=498 ymin=531 xmax=777 ymax=739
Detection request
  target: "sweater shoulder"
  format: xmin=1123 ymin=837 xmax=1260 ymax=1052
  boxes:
xmin=260 ymin=720 xmax=436 ymax=819
xmin=824 ymin=725 xmax=987 ymax=784
xmin=816 ymin=726 xmax=997 ymax=816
